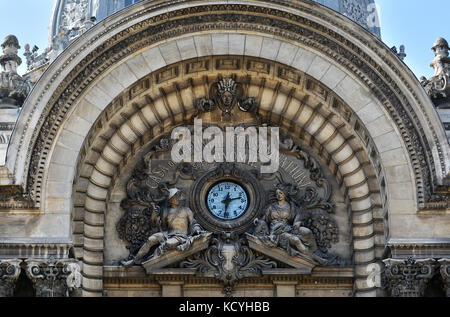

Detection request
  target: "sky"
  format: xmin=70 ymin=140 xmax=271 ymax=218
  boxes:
xmin=0 ymin=0 xmax=448 ymax=79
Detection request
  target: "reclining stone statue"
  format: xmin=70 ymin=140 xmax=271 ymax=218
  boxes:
xmin=121 ymin=188 xmax=207 ymax=266
xmin=253 ymin=184 xmax=328 ymax=265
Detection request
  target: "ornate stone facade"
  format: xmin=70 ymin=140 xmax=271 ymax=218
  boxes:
xmin=0 ymin=0 xmax=448 ymax=298
xmin=25 ymin=259 xmax=81 ymax=297
xmin=0 ymin=35 xmax=31 ymax=165
xmin=383 ymin=258 xmax=436 ymax=297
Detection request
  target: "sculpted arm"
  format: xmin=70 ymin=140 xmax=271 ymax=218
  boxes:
xmin=263 ymin=205 xmax=272 ymax=224
xmin=292 ymin=206 xmax=304 ymax=229
xmin=187 ymin=208 xmax=203 ymax=235
xmin=150 ymin=203 xmax=163 ymax=231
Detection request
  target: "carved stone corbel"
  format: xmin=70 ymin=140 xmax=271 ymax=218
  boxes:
xmin=0 ymin=259 xmax=22 ymax=297
xmin=438 ymin=259 xmax=450 ymax=297
xmin=383 ymin=257 xmax=436 ymax=297
xmin=25 ymin=259 xmax=82 ymax=297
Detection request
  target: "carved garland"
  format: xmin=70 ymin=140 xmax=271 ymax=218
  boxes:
xmin=23 ymin=4 xmax=441 ymax=206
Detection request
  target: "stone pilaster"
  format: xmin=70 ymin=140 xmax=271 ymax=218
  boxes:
xmin=0 ymin=259 xmax=21 ymax=297
xmin=438 ymin=259 xmax=450 ymax=297
xmin=383 ymin=257 xmax=436 ymax=297
xmin=25 ymin=259 xmax=82 ymax=297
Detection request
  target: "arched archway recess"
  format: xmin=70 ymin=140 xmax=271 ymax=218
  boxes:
xmin=72 ymin=58 xmax=385 ymax=296
xmin=4 ymin=0 xmax=449 ymax=297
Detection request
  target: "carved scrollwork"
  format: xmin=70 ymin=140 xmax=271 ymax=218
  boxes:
xmin=181 ymin=232 xmax=277 ymax=296
xmin=383 ymin=257 xmax=437 ymax=297
xmin=24 ymin=259 xmax=81 ymax=297
xmin=0 ymin=259 xmax=21 ymax=297
xmin=280 ymin=137 xmax=332 ymax=209
xmin=196 ymin=98 xmax=217 ymax=113
xmin=438 ymin=259 xmax=450 ymax=297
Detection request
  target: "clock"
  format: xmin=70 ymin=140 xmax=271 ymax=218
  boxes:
xmin=206 ymin=181 xmax=249 ymax=220
xmin=190 ymin=164 xmax=265 ymax=234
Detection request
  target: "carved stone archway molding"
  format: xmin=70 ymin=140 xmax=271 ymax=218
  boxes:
xmin=70 ymin=67 xmax=382 ymax=296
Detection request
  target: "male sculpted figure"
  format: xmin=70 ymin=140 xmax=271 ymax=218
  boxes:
xmin=121 ymin=188 xmax=204 ymax=266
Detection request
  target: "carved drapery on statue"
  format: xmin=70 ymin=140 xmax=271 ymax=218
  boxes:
xmin=118 ymin=185 xmax=211 ymax=267
xmin=116 ymin=78 xmax=345 ymax=293
xmin=250 ymin=182 xmax=340 ymax=266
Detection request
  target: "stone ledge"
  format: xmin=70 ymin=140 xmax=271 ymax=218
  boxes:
xmin=0 ymin=240 xmax=73 ymax=259
xmin=142 ymin=233 xmax=212 ymax=274
xmin=388 ymin=238 xmax=450 ymax=258
xmin=246 ymin=233 xmax=317 ymax=272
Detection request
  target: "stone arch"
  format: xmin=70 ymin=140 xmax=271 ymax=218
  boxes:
xmin=4 ymin=0 xmax=449 ymax=297
xmin=66 ymin=57 xmax=389 ymax=296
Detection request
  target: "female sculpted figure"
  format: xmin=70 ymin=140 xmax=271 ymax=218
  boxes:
xmin=254 ymin=185 xmax=326 ymax=264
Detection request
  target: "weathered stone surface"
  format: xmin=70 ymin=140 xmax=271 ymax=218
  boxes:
xmin=142 ymin=234 xmax=212 ymax=273
xmin=246 ymin=234 xmax=315 ymax=272
xmin=383 ymin=258 xmax=436 ymax=297
xmin=0 ymin=259 xmax=21 ymax=297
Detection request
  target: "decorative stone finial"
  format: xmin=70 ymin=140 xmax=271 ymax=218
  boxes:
xmin=422 ymin=37 xmax=450 ymax=100
xmin=1 ymin=35 xmax=20 ymax=50
xmin=0 ymin=35 xmax=21 ymax=72
xmin=0 ymin=35 xmax=30 ymax=108
xmin=391 ymin=45 xmax=407 ymax=61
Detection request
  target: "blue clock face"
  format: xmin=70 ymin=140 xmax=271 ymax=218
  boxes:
xmin=207 ymin=182 xmax=249 ymax=220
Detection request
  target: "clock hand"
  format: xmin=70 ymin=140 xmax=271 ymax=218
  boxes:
xmin=221 ymin=192 xmax=231 ymax=204
xmin=221 ymin=192 xmax=231 ymax=213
